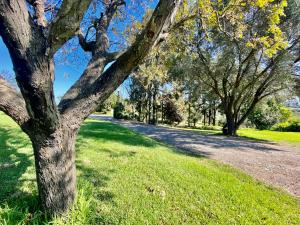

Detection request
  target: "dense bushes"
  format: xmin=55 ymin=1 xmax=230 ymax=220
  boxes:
xmin=96 ymin=93 xmax=118 ymax=113
xmin=248 ymin=100 xmax=292 ymax=130
xmin=162 ymin=95 xmax=183 ymax=125
xmin=113 ymin=102 xmax=137 ymax=120
xmin=113 ymin=102 xmax=125 ymax=119
xmin=272 ymin=120 xmax=300 ymax=132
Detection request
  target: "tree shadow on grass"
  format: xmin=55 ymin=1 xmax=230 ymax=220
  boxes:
xmin=92 ymin=116 xmax=290 ymax=153
xmin=0 ymin=123 xmax=118 ymax=224
xmin=79 ymin=120 xmax=209 ymax=158
xmin=79 ymin=121 xmax=158 ymax=148
xmin=76 ymin=163 xmax=115 ymax=202
xmin=0 ymin=127 xmax=41 ymax=224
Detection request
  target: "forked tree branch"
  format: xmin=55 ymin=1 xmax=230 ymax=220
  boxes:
xmin=59 ymin=0 xmax=182 ymax=126
xmin=78 ymin=30 xmax=95 ymax=52
xmin=57 ymin=0 xmax=126 ymax=104
xmin=48 ymin=0 xmax=92 ymax=55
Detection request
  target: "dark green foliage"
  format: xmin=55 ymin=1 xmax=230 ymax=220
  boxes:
xmin=248 ymin=100 xmax=292 ymax=130
xmin=113 ymin=102 xmax=125 ymax=119
xmin=96 ymin=93 xmax=118 ymax=113
xmin=128 ymin=77 xmax=148 ymax=122
xmin=162 ymin=95 xmax=183 ymax=124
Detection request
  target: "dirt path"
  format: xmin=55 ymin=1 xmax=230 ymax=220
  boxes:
xmin=90 ymin=115 xmax=300 ymax=197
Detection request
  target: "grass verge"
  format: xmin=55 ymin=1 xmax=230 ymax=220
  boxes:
xmin=0 ymin=113 xmax=299 ymax=224
xmin=171 ymin=125 xmax=300 ymax=146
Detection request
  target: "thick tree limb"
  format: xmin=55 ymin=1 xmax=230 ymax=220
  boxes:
xmin=48 ymin=0 xmax=92 ymax=55
xmin=59 ymin=0 xmax=182 ymax=126
xmin=58 ymin=1 xmax=126 ymax=104
xmin=35 ymin=0 xmax=46 ymax=26
xmin=0 ymin=0 xmax=36 ymax=61
xmin=1 ymin=0 xmax=59 ymax=133
xmin=0 ymin=78 xmax=30 ymax=129
xmin=105 ymin=50 xmax=125 ymax=62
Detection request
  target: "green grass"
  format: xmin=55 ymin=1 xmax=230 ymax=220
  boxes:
xmin=171 ymin=125 xmax=300 ymax=146
xmin=237 ymin=129 xmax=300 ymax=146
xmin=0 ymin=113 xmax=299 ymax=224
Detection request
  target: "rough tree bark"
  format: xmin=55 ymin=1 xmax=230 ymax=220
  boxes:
xmin=223 ymin=113 xmax=237 ymax=136
xmin=0 ymin=0 xmax=182 ymax=216
xmin=30 ymin=126 xmax=78 ymax=214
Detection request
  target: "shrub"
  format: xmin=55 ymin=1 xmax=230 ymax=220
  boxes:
xmin=113 ymin=102 xmax=125 ymax=119
xmin=96 ymin=93 xmax=118 ymax=113
xmin=163 ymin=98 xmax=183 ymax=124
xmin=248 ymin=100 xmax=292 ymax=130
xmin=272 ymin=120 xmax=300 ymax=132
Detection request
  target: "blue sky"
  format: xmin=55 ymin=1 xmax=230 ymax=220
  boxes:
xmin=0 ymin=38 xmax=88 ymax=100
xmin=0 ymin=0 xmax=158 ymax=101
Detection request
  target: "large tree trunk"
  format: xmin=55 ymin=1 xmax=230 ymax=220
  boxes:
xmin=30 ymin=127 xmax=77 ymax=216
xmin=0 ymin=0 xmax=182 ymax=217
xmin=223 ymin=113 xmax=237 ymax=136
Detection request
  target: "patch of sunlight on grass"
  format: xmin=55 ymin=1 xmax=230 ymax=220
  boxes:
xmin=170 ymin=124 xmax=300 ymax=146
xmin=237 ymin=128 xmax=300 ymax=146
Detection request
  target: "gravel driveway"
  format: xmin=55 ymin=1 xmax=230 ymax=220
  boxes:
xmin=90 ymin=115 xmax=300 ymax=197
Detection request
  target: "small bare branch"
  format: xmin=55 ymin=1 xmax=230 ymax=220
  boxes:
xmin=77 ymin=30 xmax=95 ymax=52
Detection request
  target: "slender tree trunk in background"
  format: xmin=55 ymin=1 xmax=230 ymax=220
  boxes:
xmin=208 ymin=109 xmax=212 ymax=125
xmin=148 ymin=91 xmax=151 ymax=124
xmin=152 ymin=87 xmax=157 ymax=125
xmin=30 ymin=128 xmax=77 ymax=215
xmin=138 ymin=102 xmax=142 ymax=122
xmin=203 ymin=109 xmax=206 ymax=125
xmin=161 ymin=100 xmax=164 ymax=123
xmin=213 ymin=107 xmax=216 ymax=126
xmin=188 ymin=103 xmax=191 ymax=127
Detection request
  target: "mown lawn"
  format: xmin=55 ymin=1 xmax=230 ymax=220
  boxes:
xmin=0 ymin=113 xmax=299 ymax=224
xmin=237 ymin=128 xmax=300 ymax=146
xmin=172 ymin=126 xmax=300 ymax=146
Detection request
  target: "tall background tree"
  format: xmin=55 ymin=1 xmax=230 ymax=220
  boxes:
xmin=0 ymin=0 xmax=182 ymax=215
xmin=164 ymin=0 xmax=300 ymax=135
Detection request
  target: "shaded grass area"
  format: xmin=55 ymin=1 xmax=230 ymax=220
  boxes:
xmin=0 ymin=113 xmax=299 ymax=224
